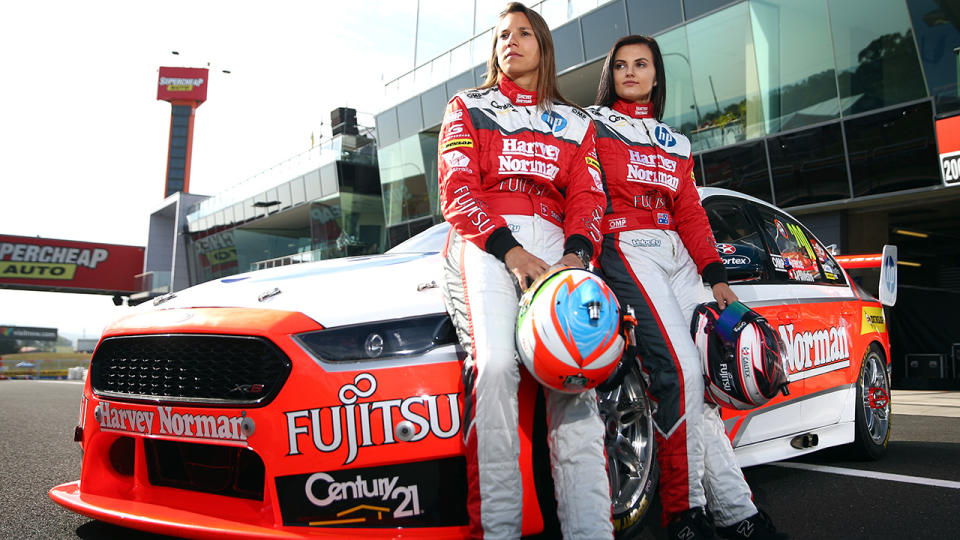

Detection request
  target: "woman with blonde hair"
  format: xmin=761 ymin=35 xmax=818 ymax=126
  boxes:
xmin=438 ymin=2 xmax=612 ymax=538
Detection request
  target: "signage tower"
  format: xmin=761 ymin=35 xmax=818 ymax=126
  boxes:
xmin=156 ymin=67 xmax=209 ymax=198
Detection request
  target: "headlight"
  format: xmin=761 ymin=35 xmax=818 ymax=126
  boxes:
xmin=295 ymin=314 xmax=457 ymax=362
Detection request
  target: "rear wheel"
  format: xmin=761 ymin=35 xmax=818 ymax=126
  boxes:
xmin=850 ymin=344 xmax=891 ymax=460
xmin=598 ymin=362 xmax=659 ymax=538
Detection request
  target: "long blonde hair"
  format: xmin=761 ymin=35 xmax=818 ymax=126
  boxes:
xmin=477 ymin=2 xmax=572 ymax=109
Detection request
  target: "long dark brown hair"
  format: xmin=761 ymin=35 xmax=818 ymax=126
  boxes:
xmin=595 ymin=35 xmax=667 ymax=120
xmin=477 ymin=2 xmax=572 ymax=109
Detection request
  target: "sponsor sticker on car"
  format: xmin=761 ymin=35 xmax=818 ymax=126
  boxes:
xmin=275 ymin=459 xmax=467 ymax=528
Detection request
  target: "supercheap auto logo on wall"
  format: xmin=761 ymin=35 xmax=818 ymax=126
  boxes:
xmin=0 ymin=235 xmax=144 ymax=294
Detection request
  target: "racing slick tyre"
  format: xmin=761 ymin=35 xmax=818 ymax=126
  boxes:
xmin=598 ymin=361 xmax=659 ymax=538
xmin=850 ymin=344 xmax=891 ymax=460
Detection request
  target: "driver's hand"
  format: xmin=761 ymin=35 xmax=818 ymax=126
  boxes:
xmin=504 ymin=246 xmax=549 ymax=289
xmin=712 ymin=282 xmax=739 ymax=310
xmin=557 ymin=252 xmax=586 ymax=269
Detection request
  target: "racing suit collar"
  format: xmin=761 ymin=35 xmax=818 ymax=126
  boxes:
xmin=498 ymin=75 xmax=538 ymax=107
xmin=613 ymin=99 xmax=654 ymax=119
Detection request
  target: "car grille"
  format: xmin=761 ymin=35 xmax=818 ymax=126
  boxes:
xmin=90 ymin=335 xmax=291 ymax=406
xmin=145 ymin=438 xmax=265 ymax=500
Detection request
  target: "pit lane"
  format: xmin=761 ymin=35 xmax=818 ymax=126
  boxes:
xmin=3 ymin=380 xmax=958 ymax=540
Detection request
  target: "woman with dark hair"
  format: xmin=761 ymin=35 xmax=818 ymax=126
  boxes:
xmin=587 ymin=36 xmax=787 ymax=540
xmin=437 ymin=3 xmax=612 ymax=538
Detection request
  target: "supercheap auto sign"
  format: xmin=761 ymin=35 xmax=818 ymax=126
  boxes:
xmin=157 ymin=66 xmax=208 ymax=104
xmin=0 ymin=235 xmax=144 ymax=294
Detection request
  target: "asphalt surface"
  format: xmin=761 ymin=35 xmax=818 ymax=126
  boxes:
xmin=3 ymin=380 xmax=959 ymax=540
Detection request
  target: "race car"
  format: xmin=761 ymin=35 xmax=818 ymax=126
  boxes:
xmin=50 ymin=188 xmax=894 ymax=538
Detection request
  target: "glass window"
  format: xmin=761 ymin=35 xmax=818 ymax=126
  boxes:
xmin=552 ymin=19 xmax=585 ymax=73
xmin=190 ymin=229 xmax=238 ymax=284
xmin=582 ymin=1 xmax=629 ymax=61
xmin=685 ymin=3 xmax=765 ymax=151
xmin=749 ymin=0 xmax=840 ymax=134
xmin=768 ymin=122 xmax=849 ymax=207
xmin=703 ymin=197 xmax=772 ymax=282
xmin=845 ymin=100 xmax=941 ymax=197
xmin=906 ymin=0 xmax=960 ymax=114
xmin=828 ymin=0 xmax=927 ymax=114
xmin=380 ymin=134 xmax=435 ymax=227
xmin=627 ymin=0 xmax=683 ymax=36
xmin=658 ymin=27 xmax=700 ymax=138
xmin=538 ymin=0 xmax=571 ymax=28
xmin=236 ymin=227 xmax=313 ymax=271
xmin=700 ymin=140 xmax=772 ymax=203
xmin=475 ymin=0 xmax=507 ymax=33
xmin=472 ymin=29 xmax=494 ymax=68
xmin=416 ymin=0 xmax=475 ymax=65
xmin=756 ymin=207 xmax=824 ymax=284
xmin=684 ymin=0 xmax=737 ymax=20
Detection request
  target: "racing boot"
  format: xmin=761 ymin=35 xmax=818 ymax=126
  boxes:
xmin=667 ymin=506 xmax=720 ymax=540
xmin=716 ymin=508 xmax=788 ymax=540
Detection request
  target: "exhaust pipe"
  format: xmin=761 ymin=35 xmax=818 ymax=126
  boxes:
xmin=790 ymin=433 xmax=819 ymax=449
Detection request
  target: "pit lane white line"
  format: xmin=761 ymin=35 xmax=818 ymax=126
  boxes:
xmin=773 ymin=462 xmax=960 ymax=489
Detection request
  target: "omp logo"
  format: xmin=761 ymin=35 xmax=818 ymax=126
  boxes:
xmin=446 ymin=109 xmax=463 ymax=122
xmin=861 ymin=307 xmax=886 ymax=335
xmin=777 ymin=324 xmax=850 ymax=381
xmin=285 ymin=373 xmax=461 ymax=465
xmin=442 ymin=150 xmax=470 ymax=169
xmin=609 ymin=218 xmax=627 ymax=229
xmin=541 ymin=111 xmax=567 ymax=133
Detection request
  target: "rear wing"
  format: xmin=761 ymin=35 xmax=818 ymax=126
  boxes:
xmin=834 ymin=245 xmax=897 ymax=307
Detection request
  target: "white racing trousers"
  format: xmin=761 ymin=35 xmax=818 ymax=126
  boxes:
xmin=441 ymin=214 xmax=613 ymax=539
xmin=599 ymin=228 xmax=756 ymax=527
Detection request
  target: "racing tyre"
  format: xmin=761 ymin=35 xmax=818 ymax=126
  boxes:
xmin=850 ymin=344 xmax=891 ymax=460
xmin=598 ymin=361 xmax=659 ymax=538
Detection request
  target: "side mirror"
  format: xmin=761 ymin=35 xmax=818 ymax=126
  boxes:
xmin=717 ymin=243 xmax=764 ymax=282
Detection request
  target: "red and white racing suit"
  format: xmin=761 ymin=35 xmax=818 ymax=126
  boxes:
xmin=587 ymin=100 xmax=757 ymax=527
xmin=439 ymin=75 xmax=612 ymax=539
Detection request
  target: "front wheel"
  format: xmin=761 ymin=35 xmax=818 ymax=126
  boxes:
xmin=850 ymin=344 xmax=891 ymax=460
xmin=598 ymin=362 xmax=659 ymax=538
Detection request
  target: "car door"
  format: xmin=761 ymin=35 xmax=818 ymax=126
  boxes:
xmin=702 ymin=196 xmax=804 ymax=447
xmin=752 ymin=205 xmax=858 ymax=431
